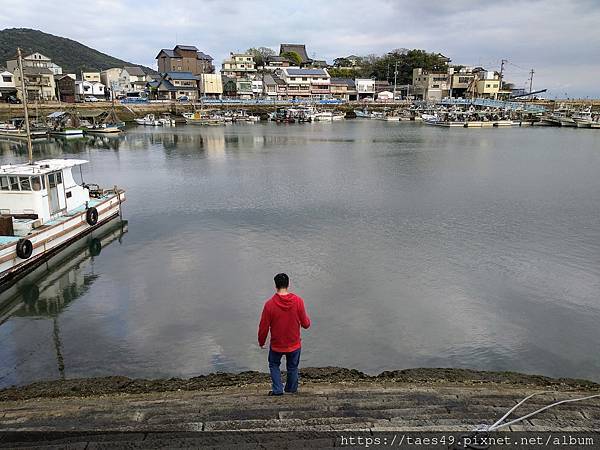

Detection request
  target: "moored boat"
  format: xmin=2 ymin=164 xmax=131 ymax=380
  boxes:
xmin=135 ymin=114 xmax=161 ymax=126
xmin=0 ymin=159 xmax=125 ymax=287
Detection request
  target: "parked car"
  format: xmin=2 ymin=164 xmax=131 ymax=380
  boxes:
xmin=84 ymin=96 xmax=100 ymax=102
xmin=4 ymin=95 xmax=21 ymax=104
xmin=177 ymin=96 xmax=189 ymax=102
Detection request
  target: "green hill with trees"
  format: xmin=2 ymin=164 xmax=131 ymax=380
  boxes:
xmin=0 ymin=28 xmax=149 ymax=73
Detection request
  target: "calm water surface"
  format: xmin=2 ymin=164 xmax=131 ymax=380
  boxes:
xmin=1 ymin=121 xmax=600 ymax=388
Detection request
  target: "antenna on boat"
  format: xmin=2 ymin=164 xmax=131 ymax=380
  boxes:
xmin=17 ymin=47 xmax=34 ymax=164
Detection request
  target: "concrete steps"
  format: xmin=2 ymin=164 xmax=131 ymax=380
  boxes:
xmin=1 ymin=381 xmax=599 ymax=447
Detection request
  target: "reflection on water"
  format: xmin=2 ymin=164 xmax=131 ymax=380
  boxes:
xmin=1 ymin=122 xmax=600 ymax=388
xmin=0 ymin=220 xmax=127 ymax=386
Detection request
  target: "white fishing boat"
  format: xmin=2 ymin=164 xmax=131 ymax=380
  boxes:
xmin=573 ymin=107 xmax=593 ymax=128
xmin=84 ymin=123 xmax=122 ymax=134
xmin=313 ymin=111 xmax=334 ymax=121
xmin=183 ymin=111 xmax=225 ymax=126
xmin=135 ymin=114 xmax=161 ymax=126
xmin=47 ymin=112 xmax=84 ymax=136
xmin=0 ymin=48 xmax=126 ymax=288
xmin=0 ymin=159 xmax=125 ymax=287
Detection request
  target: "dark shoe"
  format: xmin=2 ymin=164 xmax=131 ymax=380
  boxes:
xmin=268 ymin=391 xmax=283 ymax=396
xmin=284 ymin=390 xmax=297 ymax=394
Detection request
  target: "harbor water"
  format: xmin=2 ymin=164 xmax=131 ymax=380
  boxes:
xmin=1 ymin=121 xmax=600 ymax=388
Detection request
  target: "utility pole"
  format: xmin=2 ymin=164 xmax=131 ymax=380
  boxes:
xmin=529 ymin=69 xmax=535 ymax=93
xmin=393 ymin=61 xmax=398 ymax=101
xmin=17 ymin=48 xmax=33 ymax=164
xmin=499 ymin=59 xmax=507 ymax=89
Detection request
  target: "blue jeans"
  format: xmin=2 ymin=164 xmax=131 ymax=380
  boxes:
xmin=268 ymin=347 xmax=301 ymax=394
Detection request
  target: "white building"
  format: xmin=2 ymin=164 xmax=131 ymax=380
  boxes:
xmin=100 ymin=68 xmax=123 ymax=94
xmin=199 ymin=73 xmax=223 ymax=98
xmin=75 ymin=80 xmax=105 ymax=98
xmin=0 ymin=68 xmax=16 ymax=100
xmin=119 ymin=67 xmax=148 ymax=94
xmin=251 ymin=80 xmax=263 ymax=97
xmin=355 ymin=78 xmax=375 ymax=100
xmin=6 ymin=52 xmax=61 ymax=74
xmin=377 ymin=90 xmax=394 ymax=101
xmin=280 ymin=68 xmax=330 ymax=98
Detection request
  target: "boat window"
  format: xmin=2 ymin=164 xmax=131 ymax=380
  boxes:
xmin=56 ymin=172 xmax=63 ymax=184
xmin=19 ymin=177 xmax=31 ymax=191
xmin=0 ymin=176 xmax=9 ymax=191
xmin=31 ymin=176 xmax=42 ymax=191
xmin=9 ymin=176 xmax=19 ymax=191
xmin=48 ymin=173 xmax=56 ymax=188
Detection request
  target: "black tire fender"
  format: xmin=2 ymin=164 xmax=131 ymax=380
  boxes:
xmin=16 ymin=238 xmax=33 ymax=259
xmin=86 ymin=207 xmax=99 ymax=226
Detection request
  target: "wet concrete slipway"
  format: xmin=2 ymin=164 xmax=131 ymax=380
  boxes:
xmin=1 ymin=122 xmax=600 ymax=447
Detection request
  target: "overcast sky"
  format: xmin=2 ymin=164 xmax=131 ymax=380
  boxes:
xmin=2 ymin=0 xmax=599 ymax=97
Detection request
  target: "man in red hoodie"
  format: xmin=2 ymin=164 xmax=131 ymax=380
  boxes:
xmin=258 ymin=273 xmax=311 ymax=396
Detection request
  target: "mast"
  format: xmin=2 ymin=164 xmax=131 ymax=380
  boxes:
xmin=17 ymin=48 xmax=34 ymax=164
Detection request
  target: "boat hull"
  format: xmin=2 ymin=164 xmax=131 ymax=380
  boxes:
xmin=50 ymin=129 xmax=84 ymax=136
xmin=0 ymin=192 xmax=125 ymax=288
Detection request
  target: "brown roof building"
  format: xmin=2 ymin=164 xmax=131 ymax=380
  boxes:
xmin=155 ymin=45 xmax=214 ymax=76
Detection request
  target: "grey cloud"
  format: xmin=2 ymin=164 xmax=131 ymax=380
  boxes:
xmin=1 ymin=0 xmax=598 ymax=97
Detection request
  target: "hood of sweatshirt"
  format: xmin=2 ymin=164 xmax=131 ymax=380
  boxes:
xmin=273 ymin=293 xmax=296 ymax=310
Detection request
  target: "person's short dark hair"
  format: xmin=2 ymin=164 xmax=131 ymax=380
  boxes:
xmin=274 ymin=273 xmax=289 ymax=289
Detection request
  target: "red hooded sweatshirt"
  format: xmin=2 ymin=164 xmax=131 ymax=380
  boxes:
xmin=258 ymin=293 xmax=311 ymax=353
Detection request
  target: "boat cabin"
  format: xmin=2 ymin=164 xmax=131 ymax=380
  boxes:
xmin=0 ymin=159 xmax=90 ymax=235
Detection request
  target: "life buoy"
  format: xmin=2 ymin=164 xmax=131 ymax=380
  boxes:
xmin=16 ymin=238 xmax=33 ymax=259
xmin=86 ymin=207 xmax=99 ymax=226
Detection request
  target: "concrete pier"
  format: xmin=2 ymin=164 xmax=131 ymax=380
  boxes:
xmin=1 ymin=368 xmax=599 ymax=447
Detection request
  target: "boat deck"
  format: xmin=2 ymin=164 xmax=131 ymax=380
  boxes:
xmin=0 ymin=196 xmax=114 ymax=239
xmin=44 ymin=197 xmax=107 ymax=226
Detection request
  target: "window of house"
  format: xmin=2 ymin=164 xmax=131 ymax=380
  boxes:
xmin=2 ymin=76 xmax=11 ymax=82
xmin=302 ymin=77 xmax=307 ymax=81
xmin=486 ymin=84 xmax=491 ymax=88
xmin=0 ymin=176 xmax=9 ymax=190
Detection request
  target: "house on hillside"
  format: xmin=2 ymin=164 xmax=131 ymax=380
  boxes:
xmin=82 ymin=71 xmax=101 ymax=83
xmin=156 ymin=45 xmax=214 ymax=76
xmin=279 ymin=68 xmax=330 ymax=99
xmin=221 ymin=53 xmax=256 ymax=79
xmin=0 ymin=68 xmax=17 ymax=101
xmin=279 ymin=44 xmax=310 ymax=64
xmin=330 ymin=78 xmax=357 ymax=101
xmin=100 ymin=68 xmax=123 ymax=97
xmin=55 ymin=75 xmax=76 ymax=103
xmin=355 ymin=78 xmax=375 ymax=100
xmin=75 ymin=80 xmax=105 ymax=99
xmin=119 ymin=67 xmax=148 ymax=94
xmin=6 ymin=52 xmax=62 ymax=75
xmin=412 ymin=68 xmax=451 ymax=101
xmin=152 ymin=72 xmax=199 ymax=101
xmin=199 ymin=74 xmax=223 ymax=98
xmin=263 ymin=55 xmax=296 ymax=71
xmin=13 ymin=66 xmax=56 ymax=101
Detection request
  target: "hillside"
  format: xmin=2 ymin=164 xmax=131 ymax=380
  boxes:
xmin=0 ymin=28 xmax=151 ymax=73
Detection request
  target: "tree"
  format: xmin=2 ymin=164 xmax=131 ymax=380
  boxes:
xmin=328 ymin=67 xmax=360 ymax=78
xmin=333 ymin=57 xmax=351 ymax=68
xmin=364 ymin=49 xmax=449 ymax=84
xmin=246 ymin=47 xmax=275 ymax=68
xmin=281 ymin=51 xmax=302 ymax=66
